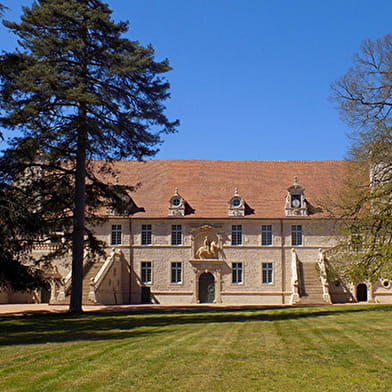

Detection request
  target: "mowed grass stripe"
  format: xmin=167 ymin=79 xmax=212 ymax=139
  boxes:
xmin=4 ymin=340 xmax=136 ymax=392
xmin=0 ymin=319 xmax=165 ymax=391
xmin=66 ymin=321 xmax=231 ymax=392
xmin=0 ymin=306 xmax=392 ymax=392
xmin=23 ymin=324 xmax=201 ymax=392
xmin=35 ymin=322 xmax=214 ymax=392
xmin=0 ymin=339 xmax=119 ymax=375
xmin=337 ymin=318 xmax=392 ymax=367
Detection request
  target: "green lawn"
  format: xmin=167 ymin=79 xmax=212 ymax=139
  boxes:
xmin=0 ymin=305 xmax=391 ymax=392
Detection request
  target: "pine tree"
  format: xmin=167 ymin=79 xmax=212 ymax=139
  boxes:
xmin=0 ymin=0 xmax=178 ymax=312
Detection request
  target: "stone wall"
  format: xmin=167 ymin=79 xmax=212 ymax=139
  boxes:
xmin=129 ymin=218 xmax=338 ymax=305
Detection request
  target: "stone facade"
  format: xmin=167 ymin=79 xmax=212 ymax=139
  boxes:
xmin=124 ymin=218 xmax=335 ymax=305
xmin=3 ymin=160 xmax=392 ymax=305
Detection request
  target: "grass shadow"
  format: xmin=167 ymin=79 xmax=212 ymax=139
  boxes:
xmin=0 ymin=304 xmax=391 ymax=346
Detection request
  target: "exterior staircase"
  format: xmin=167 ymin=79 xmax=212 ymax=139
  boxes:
xmin=298 ymin=262 xmax=326 ymax=304
xmin=52 ymin=259 xmax=105 ymax=305
xmin=81 ymin=260 xmax=106 ymax=304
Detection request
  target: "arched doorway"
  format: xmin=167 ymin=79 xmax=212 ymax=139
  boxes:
xmin=199 ymin=273 xmax=215 ymax=303
xmin=41 ymin=287 xmax=51 ymax=303
xmin=356 ymin=283 xmax=368 ymax=302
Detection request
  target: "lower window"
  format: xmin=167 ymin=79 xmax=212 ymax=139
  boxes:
xmin=232 ymin=262 xmax=243 ymax=284
xmin=262 ymin=263 xmax=273 ymax=284
xmin=141 ymin=262 xmax=152 ymax=283
xmin=171 ymin=262 xmax=182 ymax=283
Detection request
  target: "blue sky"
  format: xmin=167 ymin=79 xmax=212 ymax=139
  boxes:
xmin=1 ymin=1 xmax=392 ymax=161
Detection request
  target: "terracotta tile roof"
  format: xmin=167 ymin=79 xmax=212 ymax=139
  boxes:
xmin=106 ymin=160 xmax=348 ymax=219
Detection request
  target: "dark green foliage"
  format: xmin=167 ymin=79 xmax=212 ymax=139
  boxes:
xmin=0 ymin=180 xmax=51 ymax=291
xmin=0 ymin=0 xmax=178 ymax=310
xmin=1 ymin=0 xmax=177 ymax=159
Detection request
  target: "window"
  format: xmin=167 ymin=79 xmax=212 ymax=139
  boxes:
xmin=171 ymin=224 xmax=182 ymax=245
xmin=261 ymin=225 xmax=272 ymax=246
xmin=169 ymin=194 xmax=185 ymax=216
xmin=262 ymin=263 xmax=273 ymax=284
xmin=141 ymin=262 xmax=152 ymax=283
xmin=173 ymin=198 xmax=180 ymax=206
xmin=232 ymin=262 xmax=243 ymax=284
xmin=291 ymin=225 xmax=302 ymax=246
xmin=141 ymin=224 xmax=152 ymax=245
xmin=232 ymin=197 xmax=241 ymax=207
xmin=228 ymin=194 xmax=245 ymax=217
xmin=231 ymin=225 xmax=242 ymax=245
xmin=111 ymin=224 xmax=122 ymax=245
xmin=171 ymin=262 xmax=182 ymax=283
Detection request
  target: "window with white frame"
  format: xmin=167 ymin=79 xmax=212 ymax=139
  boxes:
xmin=262 ymin=263 xmax=273 ymax=284
xmin=291 ymin=225 xmax=302 ymax=246
xmin=232 ymin=262 xmax=243 ymax=284
xmin=111 ymin=224 xmax=122 ymax=245
xmin=171 ymin=262 xmax=182 ymax=283
xmin=231 ymin=225 xmax=242 ymax=245
xmin=141 ymin=224 xmax=152 ymax=245
xmin=171 ymin=225 xmax=182 ymax=245
xmin=261 ymin=225 xmax=272 ymax=246
xmin=141 ymin=262 xmax=152 ymax=283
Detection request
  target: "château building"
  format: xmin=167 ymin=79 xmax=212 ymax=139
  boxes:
xmin=1 ymin=160 xmax=391 ymax=305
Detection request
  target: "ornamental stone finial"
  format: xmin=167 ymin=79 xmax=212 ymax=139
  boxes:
xmin=234 ymin=187 xmax=239 ymax=196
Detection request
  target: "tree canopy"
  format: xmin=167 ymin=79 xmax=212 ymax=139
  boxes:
xmin=0 ymin=0 xmax=178 ymax=311
xmin=330 ymin=34 xmax=392 ymax=284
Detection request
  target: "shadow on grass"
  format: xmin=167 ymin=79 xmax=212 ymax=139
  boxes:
xmin=0 ymin=305 xmax=390 ymax=346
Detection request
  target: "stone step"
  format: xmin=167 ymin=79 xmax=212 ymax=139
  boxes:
xmin=300 ymin=298 xmax=325 ymax=302
xmin=304 ymin=286 xmax=323 ymax=289
xmin=303 ymin=287 xmax=323 ymax=290
xmin=82 ymin=260 xmax=105 ymax=304
xmin=299 ymin=295 xmax=325 ymax=301
xmin=299 ymin=262 xmax=326 ymax=304
xmin=51 ymin=259 xmax=105 ymax=305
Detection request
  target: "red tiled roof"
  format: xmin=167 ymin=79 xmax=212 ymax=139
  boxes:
xmin=106 ymin=160 xmax=348 ymax=219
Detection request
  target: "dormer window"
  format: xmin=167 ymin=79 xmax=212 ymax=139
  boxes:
xmin=106 ymin=199 xmax=134 ymax=216
xmin=106 ymin=206 xmax=117 ymax=216
xmin=285 ymin=177 xmax=308 ymax=217
xmin=105 ymin=183 xmax=134 ymax=216
xmin=169 ymin=188 xmax=185 ymax=216
xmin=229 ymin=188 xmax=245 ymax=217
xmin=231 ymin=196 xmax=242 ymax=208
xmin=172 ymin=197 xmax=182 ymax=207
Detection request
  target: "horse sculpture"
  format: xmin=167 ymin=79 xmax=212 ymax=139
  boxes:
xmin=195 ymin=236 xmax=221 ymax=259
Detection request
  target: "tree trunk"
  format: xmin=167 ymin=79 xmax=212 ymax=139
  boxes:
xmin=69 ymin=130 xmax=87 ymax=313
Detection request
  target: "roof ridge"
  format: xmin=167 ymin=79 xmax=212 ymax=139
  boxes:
xmin=111 ymin=159 xmax=346 ymax=163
